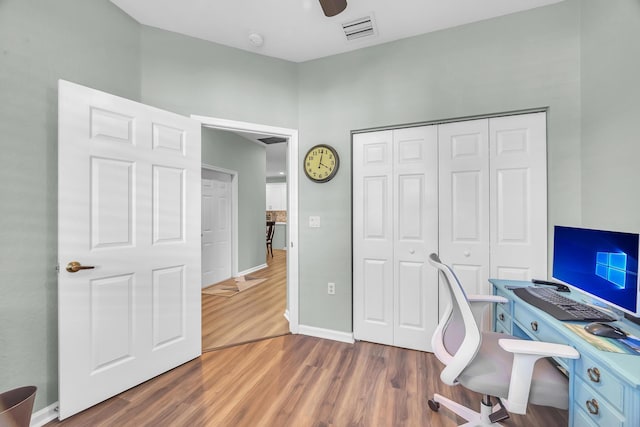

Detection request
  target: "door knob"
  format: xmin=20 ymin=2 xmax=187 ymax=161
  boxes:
xmin=66 ymin=261 xmax=95 ymax=273
xmin=409 ymin=249 xmax=415 ymax=254
xmin=463 ymin=250 xmax=471 ymax=257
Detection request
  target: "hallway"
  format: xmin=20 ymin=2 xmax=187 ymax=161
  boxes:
xmin=201 ymin=249 xmax=289 ymax=351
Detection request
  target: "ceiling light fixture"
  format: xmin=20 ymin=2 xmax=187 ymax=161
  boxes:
xmin=319 ymin=0 xmax=347 ymax=17
xmin=248 ymin=33 xmax=264 ymax=47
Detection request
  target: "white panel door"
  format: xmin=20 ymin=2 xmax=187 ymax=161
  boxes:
xmin=489 ymin=113 xmax=547 ymax=280
xmin=201 ymin=170 xmax=232 ymax=287
xmin=353 ymin=130 xmax=394 ymax=346
xmin=438 ymin=119 xmax=491 ymax=296
xmin=392 ymin=126 xmax=439 ymax=352
xmin=58 ymin=80 xmax=201 ymax=419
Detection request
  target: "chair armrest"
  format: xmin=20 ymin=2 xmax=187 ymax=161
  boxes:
xmin=467 ymin=295 xmax=508 ymax=330
xmin=468 ymin=295 xmax=508 ymax=304
xmin=499 ymin=339 xmax=580 ymax=359
xmin=498 ymin=338 xmax=579 ymax=414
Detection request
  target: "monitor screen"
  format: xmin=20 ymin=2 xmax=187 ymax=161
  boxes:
xmin=553 ymin=226 xmax=640 ymax=316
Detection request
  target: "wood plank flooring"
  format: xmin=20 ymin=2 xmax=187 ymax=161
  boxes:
xmin=47 ymin=334 xmax=568 ymax=427
xmin=201 ymin=249 xmax=289 ymax=351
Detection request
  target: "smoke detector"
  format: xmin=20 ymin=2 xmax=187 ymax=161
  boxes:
xmin=248 ymin=33 xmax=264 ymax=47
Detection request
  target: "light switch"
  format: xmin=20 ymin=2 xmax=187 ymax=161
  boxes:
xmin=309 ymin=216 xmax=321 ymax=228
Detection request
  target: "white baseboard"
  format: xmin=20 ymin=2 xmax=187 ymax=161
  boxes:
xmin=298 ymin=324 xmax=354 ymax=344
xmin=31 ymin=402 xmax=58 ymax=427
xmin=237 ymin=263 xmax=267 ymax=277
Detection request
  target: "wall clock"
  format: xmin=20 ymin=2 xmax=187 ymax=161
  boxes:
xmin=303 ymin=144 xmax=340 ymax=183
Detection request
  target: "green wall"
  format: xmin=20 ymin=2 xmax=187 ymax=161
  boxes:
xmin=581 ymin=0 xmax=640 ymax=230
xmin=139 ymin=26 xmax=298 ymax=129
xmin=202 ymin=128 xmax=267 ymax=272
xmin=3 ymin=0 xmax=640 ymax=416
xmin=0 ymin=0 xmax=298 ymax=413
xmin=296 ymin=0 xmax=582 ymax=331
xmin=0 ymin=0 xmax=141 ymax=410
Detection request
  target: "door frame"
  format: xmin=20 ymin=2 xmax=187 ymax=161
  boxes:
xmin=192 ymin=115 xmax=299 ymax=334
xmin=201 ymin=164 xmax=239 ymax=281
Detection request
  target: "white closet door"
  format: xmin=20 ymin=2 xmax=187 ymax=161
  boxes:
xmin=392 ymin=126 xmax=439 ymax=352
xmin=353 ymin=130 xmax=394 ymax=346
xmin=489 ymin=113 xmax=547 ymax=280
xmin=438 ymin=119 xmax=491 ymax=296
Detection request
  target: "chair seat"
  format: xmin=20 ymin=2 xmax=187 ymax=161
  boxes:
xmin=457 ymin=332 xmax=570 ymax=410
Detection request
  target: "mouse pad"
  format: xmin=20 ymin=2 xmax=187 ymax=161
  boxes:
xmin=565 ymin=324 xmax=640 ymax=355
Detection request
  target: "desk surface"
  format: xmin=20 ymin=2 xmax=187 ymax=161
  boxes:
xmin=491 ymin=279 xmax=640 ymax=388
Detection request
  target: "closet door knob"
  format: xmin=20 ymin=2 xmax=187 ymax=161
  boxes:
xmin=463 ymin=251 xmax=471 ymax=257
xmin=409 ymin=249 xmax=415 ymax=254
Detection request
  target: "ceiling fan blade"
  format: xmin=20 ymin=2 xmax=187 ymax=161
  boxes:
xmin=319 ymin=0 xmax=347 ymax=17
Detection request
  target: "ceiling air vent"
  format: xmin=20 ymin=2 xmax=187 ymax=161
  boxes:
xmin=342 ymin=16 xmax=376 ymax=41
xmin=258 ymin=136 xmax=287 ymax=145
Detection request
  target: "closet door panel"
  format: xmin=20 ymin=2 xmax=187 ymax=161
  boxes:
xmin=438 ymin=119 xmax=490 ymax=297
xmin=353 ymin=131 xmax=394 ymax=345
xmin=489 ymin=113 xmax=547 ymax=280
xmin=393 ymin=126 xmax=438 ymax=352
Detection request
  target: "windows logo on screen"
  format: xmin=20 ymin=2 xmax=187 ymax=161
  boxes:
xmin=596 ymin=252 xmax=627 ymax=288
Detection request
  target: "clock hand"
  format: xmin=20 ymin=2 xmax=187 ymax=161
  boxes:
xmin=318 ymin=154 xmax=323 ymax=169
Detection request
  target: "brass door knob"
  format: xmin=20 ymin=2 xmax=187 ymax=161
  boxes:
xmin=66 ymin=261 xmax=95 ymax=273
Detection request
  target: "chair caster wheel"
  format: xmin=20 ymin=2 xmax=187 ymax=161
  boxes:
xmin=428 ymin=399 xmax=440 ymax=412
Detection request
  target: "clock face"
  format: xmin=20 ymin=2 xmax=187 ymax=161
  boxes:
xmin=304 ymin=145 xmax=339 ymax=182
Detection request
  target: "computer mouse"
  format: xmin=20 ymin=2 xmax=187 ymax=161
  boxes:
xmin=585 ymin=322 xmax=628 ymax=339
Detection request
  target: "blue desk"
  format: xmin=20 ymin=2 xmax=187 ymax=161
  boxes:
xmin=490 ymin=279 xmax=640 ymax=427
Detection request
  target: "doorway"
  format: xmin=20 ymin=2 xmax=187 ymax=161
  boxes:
xmin=193 ymin=115 xmax=299 ymax=350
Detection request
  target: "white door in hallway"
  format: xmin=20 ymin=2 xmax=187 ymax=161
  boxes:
xmin=202 ymin=169 xmax=232 ymax=286
xmin=57 ymin=80 xmax=201 ymax=419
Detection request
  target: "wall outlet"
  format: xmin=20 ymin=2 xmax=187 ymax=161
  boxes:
xmin=327 ymin=282 xmax=336 ymax=295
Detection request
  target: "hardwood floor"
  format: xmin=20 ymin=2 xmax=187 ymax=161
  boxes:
xmin=47 ymin=334 xmax=568 ymax=427
xmin=201 ymin=249 xmax=289 ymax=351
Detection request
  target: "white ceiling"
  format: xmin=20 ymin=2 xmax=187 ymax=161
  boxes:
xmin=110 ymin=0 xmax=564 ymax=63
xmin=115 ymin=0 xmax=563 ymax=178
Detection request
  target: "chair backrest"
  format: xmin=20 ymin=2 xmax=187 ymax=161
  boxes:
xmin=428 ymin=253 xmax=482 ymax=386
xmin=266 ymin=221 xmax=276 ymax=241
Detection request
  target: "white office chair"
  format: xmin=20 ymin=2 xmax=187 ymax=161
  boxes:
xmin=428 ymin=253 xmax=580 ymax=426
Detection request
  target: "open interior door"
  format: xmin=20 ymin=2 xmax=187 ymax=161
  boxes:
xmin=57 ymin=80 xmax=201 ymax=419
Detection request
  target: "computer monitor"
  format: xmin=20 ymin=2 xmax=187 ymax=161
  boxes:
xmin=552 ymin=225 xmax=640 ymax=317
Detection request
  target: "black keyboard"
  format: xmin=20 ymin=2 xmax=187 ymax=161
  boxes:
xmin=513 ymin=287 xmax=615 ymax=322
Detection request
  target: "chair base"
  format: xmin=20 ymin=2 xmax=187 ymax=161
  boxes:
xmin=429 ymin=393 xmax=507 ymax=426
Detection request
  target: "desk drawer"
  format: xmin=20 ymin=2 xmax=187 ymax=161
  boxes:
xmin=495 ymin=322 xmax=510 ymax=334
xmin=574 ymin=377 xmax=624 ymax=427
xmin=513 ymin=304 xmax=564 ymax=344
xmin=575 ymin=353 xmax=624 ymax=410
xmin=573 ymin=403 xmax=600 ymax=427
xmin=495 ymin=304 xmax=511 ymax=334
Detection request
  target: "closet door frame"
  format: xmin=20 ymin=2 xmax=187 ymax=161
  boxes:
xmin=352 ymin=109 xmax=548 ymax=349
